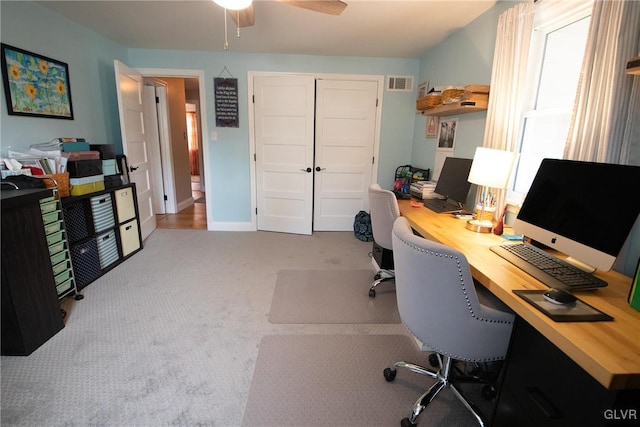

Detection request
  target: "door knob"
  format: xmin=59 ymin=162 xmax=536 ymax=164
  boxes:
xmin=316 ymin=166 xmax=326 ymax=172
xmin=129 ymin=165 xmax=139 ymax=172
xmin=300 ymin=167 xmax=312 ymax=173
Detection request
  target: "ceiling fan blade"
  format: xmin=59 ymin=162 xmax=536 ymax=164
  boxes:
xmin=282 ymin=1 xmax=348 ymax=16
xmin=229 ymin=3 xmax=255 ymax=27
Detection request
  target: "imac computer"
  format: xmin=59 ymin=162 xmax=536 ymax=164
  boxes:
xmin=423 ymin=157 xmax=473 ymax=213
xmin=493 ymin=159 xmax=640 ymax=290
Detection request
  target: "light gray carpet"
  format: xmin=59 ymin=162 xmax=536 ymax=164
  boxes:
xmin=242 ymin=334 xmax=483 ymax=427
xmin=268 ymin=269 xmax=400 ymax=324
xmin=2 ymin=229 xmax=408 ymax=426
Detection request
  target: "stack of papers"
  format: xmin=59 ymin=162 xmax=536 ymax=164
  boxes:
xmin=410 ymin=180 xmax=440 ymax=199
xmin=3 ymin=138 xmax=89 ymax=174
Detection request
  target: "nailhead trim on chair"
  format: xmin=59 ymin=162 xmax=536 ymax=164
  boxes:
xmin=395 ymin=232 xmax=513 ymax=362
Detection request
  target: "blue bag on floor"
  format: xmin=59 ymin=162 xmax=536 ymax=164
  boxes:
xmin=353 ymin=210 xmax=373 ymax=242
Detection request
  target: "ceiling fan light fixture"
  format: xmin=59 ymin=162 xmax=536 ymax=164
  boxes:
xmin=213 ymin=0 xmax=252 ymax=11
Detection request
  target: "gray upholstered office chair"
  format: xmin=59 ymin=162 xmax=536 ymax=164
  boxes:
xmin=367 ymin=183 xmax=400 ymax=297
xmin=385 ymin=217 xmax=515 ymax=427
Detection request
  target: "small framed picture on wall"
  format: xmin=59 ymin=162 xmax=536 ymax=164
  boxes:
xmin=437 ymin=117 xmax=458 ymax=151
xmin=426 ymin=116 xmax=439 ymax=138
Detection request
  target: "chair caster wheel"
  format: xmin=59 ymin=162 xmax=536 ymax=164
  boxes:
xmin=401 ymin=418 xmax=417 ymax=427
xmin=383 ymin=368 xmax=396 ymax=382
xmin=369 ymin=289 xmax=376 ymax=298
xmin=481 ymin=384 xmax=497 ymax=400
xmin=428 ymin=353 xmax=439 ymax=367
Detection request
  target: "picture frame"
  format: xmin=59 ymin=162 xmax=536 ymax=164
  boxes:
xmin=437 ymin=117 xmax=458 ymax=151
xmin=417 ymin=81 xmax=429 ymax=99
xmin=1 ymin=43 xmax=74 ymax=119
xmin=425 ymin=115 xmax=439 ymax=138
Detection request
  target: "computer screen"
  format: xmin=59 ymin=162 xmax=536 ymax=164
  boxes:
xmin=434 ymin=157 xmax=473 ymax=204
xmin=513 ymin=159 xmax=640 ymax=271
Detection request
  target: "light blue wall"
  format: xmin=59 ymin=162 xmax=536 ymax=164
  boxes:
xmin=127 ymin=50 xmax=419 ymax=222
xmin=411 ymin=1 xmax=515 ymax=171
xmin=0 ymin=1 xmax=128 ymax=153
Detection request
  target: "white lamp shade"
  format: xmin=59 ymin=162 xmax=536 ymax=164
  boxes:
xmin=467 ymin=147 xmax=518 ymax=188
xmin=213 ymin=0 xmax=252 ymax=10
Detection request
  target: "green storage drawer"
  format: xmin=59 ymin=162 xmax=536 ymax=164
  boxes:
xmin=56 ymin=277 xmax=74 ymax=295
xmin=45 ymin=230 xmax=64 ymax=246
xmin=50 ymin=249 xmax=68 ymax=266
xmin=48 ymin=241 xmax=65 ymax=256
xmin=52 ymin=259 xmax=70 ymax=276
xmin=40 ymin=199 xmax=58 ymax=214
xmin=42 ymin=211 xmax=60 ymax=225
xmin=44 ymin=220 xmax=63 ymax=236
xmin=54 ymin=268 xmax=71 ymax=285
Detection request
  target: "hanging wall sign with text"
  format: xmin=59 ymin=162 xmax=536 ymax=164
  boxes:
xmin=214 ymin=77 xmax=239 ymax=128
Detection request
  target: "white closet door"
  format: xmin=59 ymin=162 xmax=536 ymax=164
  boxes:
xmin=254 ymin=75 xmax=315 ymax=235
xmin=313 ymin=79 xmax=378 ymax=231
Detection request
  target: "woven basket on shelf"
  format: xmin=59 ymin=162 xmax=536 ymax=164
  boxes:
xmin=43 ymin=172 xmax=70 ymax=198
xmin=441 ymin=87 xmax=466 ymax=104
xmin=416 ymin=93 xmax=442 ymax=110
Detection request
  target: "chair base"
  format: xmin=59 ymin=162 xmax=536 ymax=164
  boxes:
xmin=384 ymin=355 xmax=494 ymax=427
xmin=369 ymin=273 xmax=394 ymax=297
xmin=370 ymin=256 xmax=394 ymax=297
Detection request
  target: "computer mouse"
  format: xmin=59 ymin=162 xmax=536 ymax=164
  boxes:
xmin=543 ymin=288 xmax=577 ymax=305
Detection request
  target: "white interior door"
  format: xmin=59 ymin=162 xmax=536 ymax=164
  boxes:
xmin=143 ymin=84 xmax=165 ymax=214
xmin=254 ymin=75 xmax=315 ymax=235
xmin=114 ymin=60 xmax=156 ymax=240
xmin=313 ymin=79 xmax=378 ymax=231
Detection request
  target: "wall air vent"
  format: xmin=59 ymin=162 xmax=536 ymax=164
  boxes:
xmin=387 ymin=76 xmax=413 ymax=92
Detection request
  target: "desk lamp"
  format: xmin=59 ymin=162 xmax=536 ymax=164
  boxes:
xmin=465 ymin=147 xmax=517 ymax=233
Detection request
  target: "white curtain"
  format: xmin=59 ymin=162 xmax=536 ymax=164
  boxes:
xmin=481 ymin=1 xmax=535 ymax=216
xmin=563 ymin=0 xmax=640 ymax=164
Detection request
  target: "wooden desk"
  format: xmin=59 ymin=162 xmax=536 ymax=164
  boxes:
xmin=398 ymin=199 xmax=640 ymax=391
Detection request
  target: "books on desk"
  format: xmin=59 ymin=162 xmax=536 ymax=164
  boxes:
xmin=410 ymin=180 xmax=441 ymax=199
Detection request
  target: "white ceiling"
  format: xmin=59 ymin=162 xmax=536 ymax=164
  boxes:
xmin=37 ymin=0 xmax=497 ymax=59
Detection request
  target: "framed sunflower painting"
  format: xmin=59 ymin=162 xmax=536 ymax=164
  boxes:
xmin=1 ymin=44 xmax=74 ymax=119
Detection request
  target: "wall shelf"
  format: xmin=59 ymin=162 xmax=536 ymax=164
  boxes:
xmin=418 ymin=99 xmax=488 ymax=117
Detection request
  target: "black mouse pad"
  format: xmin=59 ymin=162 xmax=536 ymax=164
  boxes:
xmin=513 ymin=290 xmax=614 ymax=322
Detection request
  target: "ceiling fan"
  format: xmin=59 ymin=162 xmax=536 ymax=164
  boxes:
xmin=214 ymin=1 xmax=348 ymax=28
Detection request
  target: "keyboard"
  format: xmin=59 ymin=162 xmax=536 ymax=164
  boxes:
xmin=490 ymin=243 xmax=608 ymax=290
xmin=422 ymin=198 xmax=464 ymax=214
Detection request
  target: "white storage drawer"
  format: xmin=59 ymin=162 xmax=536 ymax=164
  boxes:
xmin=119 ymin=219 xmax=140 ymax=257
xmin=114 ymin=188 xmax=136 ymax=223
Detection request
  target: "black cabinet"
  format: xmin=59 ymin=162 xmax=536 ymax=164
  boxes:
xmin=1 ymin=189 xmax=65 ymax=355
xmin=62 ymin=184 xmax=142 ymax=290
xmin=493 ymin=318 xmax=640 ymax=426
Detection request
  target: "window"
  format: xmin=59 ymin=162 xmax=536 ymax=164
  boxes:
xmin=511 ymin=0 xmax=592 ymax=199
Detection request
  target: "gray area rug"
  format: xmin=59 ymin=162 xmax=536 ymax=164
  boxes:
xmin=242 ymin=334 xmax=483 ymax=427
xmin=268 ymin=269 xmax=400 ymax=324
